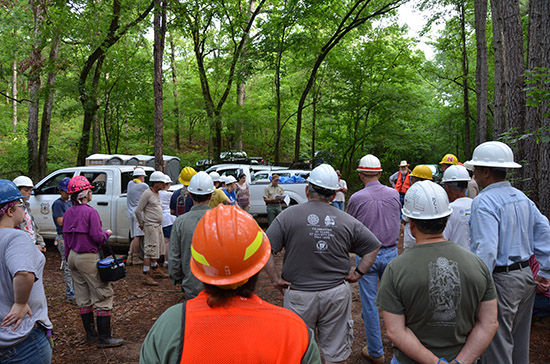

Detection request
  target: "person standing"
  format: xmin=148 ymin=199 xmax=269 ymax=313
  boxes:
xmin=169 ymin=166 xmax=197 ymax=217
xmin=135 ymin=171 xmax=168 ymax=286
xmin=377 ymin=181 xmax=498 ymax=364
xmin=207 ymin=172 xmax=230 ymax=208
xmin=126 ymin=168 xmax=148 ymax=265
xmin=51 ymin=177 xmax=75 ymax=303
xmin=467 ymin=141 xmax=550 ymax=364
xmin=142 ymin=205 xmax=322 ymax=364
xmin=0 ymin=179 xmax=53 ymax=363
xmin=235 ymin=173 xmax=251 ymax=211
xmin=222 ymin=176 xmax=238 ymax=205
xmin=263 ymin=174 xmax=285 ymax=227
xmin=408 ymin=165 xmax=433 ymax=184
xmin=441 ymin=165 xmax=472 ymax=250
xmin=63 ymin=176 xmax=123 ymax=348
xmin=265 ymin=164 xmax=381 ymax=364
xmin=159 ymin=174 xmax=175 ymax=268
xmin=391 ymin=161 xmax=411 ymax=206
xmin=331 ymin=170 xmax=348 ymax=211
xmin=439 ymin=153 xmax=459 ymax=173
xmin=347 ymin=154 xmax=401 ymax=364
xmin=12 ymin=176 xmax=46 ymax=252
xmin=169 ymin=172 xmax=214 ymax=299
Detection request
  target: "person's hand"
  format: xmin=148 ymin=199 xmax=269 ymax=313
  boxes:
xmin=37 ymin=245 xmax=46 ymax=253
xmin=272 ymin=277 xmax=292 ymax=295
xmin=54 ymin=240 xmax=58 ymax=246
xmin=1 ymin=303 xmax=32 ymax=331
xmin=345 ymin=270 xmax=363 ymax=283
xmin=535 ymin=275 xmax=550 ymax=294
xmin=106 ymin=229 xmax=112 ymax=236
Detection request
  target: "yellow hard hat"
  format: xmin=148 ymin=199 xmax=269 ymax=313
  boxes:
xmin=178 ymin=166 xmax=197 ymax=185
xmin=439 ymin=154 xmax=459 ymax=165
xmin=409 ymin=165 xmax=433 ymax=180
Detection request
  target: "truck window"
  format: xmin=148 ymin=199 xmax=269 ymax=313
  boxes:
xmin=34 ymin=172 xmax=74 ymax=195
xmin=80 ymin=172 xmax=108 ymax=195
xmin=121 ymin=172 xmax=133 ymax=194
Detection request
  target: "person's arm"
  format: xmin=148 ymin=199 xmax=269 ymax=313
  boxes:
xmin=1 ymin=271 xmax=35 ymax=330
xmin=135 ymin=192 xmax=148 ymax=228
xmin=301 ymin=328 xmax=322 ymax=364
xmin=169 ymin=190 xmax=179 ymax=216
xmin=389 ymin=172 xmax=398 ymax=187
xmin=264 ymin=254 xmax=292 ymax=294
xmin=533 ymin=203 xmax=550 ymax=282
xmin=346 ymin=247 xmax=380 ymax=283
xmin=89 ymin=209 xmax=111 ymax=243
xmin=453 ymin=299 xmax=498 ymax=364
xmin=383 ymin=310 xmax=440 ymax=364
xmin=168 ymin=222 xmax=183 ymax=285
xmin=469 ymin=206 xmax=499 ymax=271
xmin=339 ymin=180 xmax=348 ymax=194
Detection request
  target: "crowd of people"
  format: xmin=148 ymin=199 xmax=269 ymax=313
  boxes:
xmin=1 ymin=140 xmax=549 ymax=364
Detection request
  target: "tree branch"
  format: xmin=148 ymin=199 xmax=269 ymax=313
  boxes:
xmin=0 ymin=91 xmax=31 ymax=103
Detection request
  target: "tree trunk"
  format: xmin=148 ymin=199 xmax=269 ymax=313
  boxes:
xmin=459 ymin=2 xmax=471 ymax=159
xmin=12 ymin=29 xmax=18 ymax=133
xmin=37 ymin=30 xmax=60 ymax=179
xmin=27 ymin=0 xmax=45 ymax=181
xmin=153 ymin=0 xmax=166 ymax=171
xmin=474 ymin=0 xmax=488 ymax=145
xmin=491 ymin=0 xmax=506 ymax=137
xmin=169 ymin=34 xmax=181 ymax=150
xmin=273 ymin=25 xmax=287 ymax=165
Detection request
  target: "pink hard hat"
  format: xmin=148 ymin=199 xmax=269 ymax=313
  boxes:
xmin=67 ymin=176 xmax=92 ymax=194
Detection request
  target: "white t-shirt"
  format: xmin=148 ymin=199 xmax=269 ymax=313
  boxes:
xmin=334 ymin=179 xmax=347 ymax=202
xmin=443 ymin=197 xmax=472 ymax=249
xmin=159 ymin=190 xmax=176 ymax=227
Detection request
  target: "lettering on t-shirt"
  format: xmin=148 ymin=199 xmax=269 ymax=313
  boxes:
xmin=307 ymin=213 xmax=339 ymax=254
xmin=428 ymin=257 xmax=461 ymax=326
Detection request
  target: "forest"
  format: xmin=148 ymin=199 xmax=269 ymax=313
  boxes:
xmin=0 ymin=0 xmax=549 ymax=215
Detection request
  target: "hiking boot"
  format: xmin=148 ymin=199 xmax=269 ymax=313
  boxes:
xmin=96 ymin=315 xmax=124 ymax=348
xmin=132 ymin=256 xmax=144 ymax=265
xmin=142 ymin=273 xmax=159 ymax=286
xmin=80 ymin=312 xmax=98 ymax=344
xmin=150 ymin=269 xmax=169 ymax=279
xmin=361 ymin=347 xmax=384 ymax=364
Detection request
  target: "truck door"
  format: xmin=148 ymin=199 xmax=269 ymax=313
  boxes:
xmin=79 ymin=171 xmax=112 ymax=232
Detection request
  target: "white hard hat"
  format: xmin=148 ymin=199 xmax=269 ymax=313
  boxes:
xmin=188 ymin=171 xmax=215 ymax=195
xmin=224 ymin=175 xmax=237 ymax=185
xmin=307 ymin=164 xmax=339 ymax=190
xmin=132 ymin=168 xmax=146 ymax=177
xmin=13 ymin=176 xmax=34 ymax=188
xmin=149 ymin=171 xmax=166 ymax=182
xmin=209 ymin=171 xmax=222 ymax=182
xmin=357 ymin=154 xmax=382 ymax=172
xmin=442 ymin=165 xmax=471 ymax=182
xmin=402 ymin=180 xmax=452 ymax=220
xmin=466 ymin=141 xmax=521 ymax=169
xmin=162 ymin=173 xmax=173 ymax=184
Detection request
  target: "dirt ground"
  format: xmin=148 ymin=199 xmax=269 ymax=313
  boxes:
xmin=42 ymin=241 xmax=549 ymax=364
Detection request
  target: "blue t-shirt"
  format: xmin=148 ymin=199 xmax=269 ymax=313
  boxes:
xmin=52 ymin=198 xmax=72 ymax=234
xmin=223 ymin=189 xmax=237 ymax=205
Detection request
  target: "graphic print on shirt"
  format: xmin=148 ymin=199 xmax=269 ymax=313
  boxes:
xmin=428 ymin=257 xmax=461 ymax=326
xmin=307 ymin=213 xmax=337 ymax=254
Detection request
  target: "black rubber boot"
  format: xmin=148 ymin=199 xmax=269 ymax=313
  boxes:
xmin=96 ymin=315 xmax=124 ymax=348
xmin=80 ymin=312 xmax=98 ymax=343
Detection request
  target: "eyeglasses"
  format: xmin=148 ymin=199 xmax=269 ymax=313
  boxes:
xmin=14 ymin=203 xmax=25 ymax=209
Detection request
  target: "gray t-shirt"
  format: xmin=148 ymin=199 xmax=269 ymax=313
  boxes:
xmin=0 ymin=228 xmax=52 ymax=348
xmin=376 ymin=241 xmax=496 ymax=363
xmin=266 ymin=200 xmax=381 ymax=291
xmin=127 ymin=180 xmax=149 ymax=215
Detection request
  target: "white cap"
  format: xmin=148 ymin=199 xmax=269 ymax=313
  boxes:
xmin=357 ymin=154 xmax=382 ymax=172
xmin=149 ymin=171 xmax=166 ymax=182
xmin=188 ymin=172 xmax=215 ymax=195
xmin=307 ymin=164 xmax=339 ymax=190
xmin=209 ymin=171 xmax=222 ymax=182
xmin=13 ymin=176 xmax=34 ymax=188
xmin=466 ymin=141 xmax=521 ymax=169
xmin=442 ymin=165 xmax=471 ymax=182
xmin=133 ymin=168 xmax=146 ymax=177
xmin=402 ymin=180 xmax=452 ymax=220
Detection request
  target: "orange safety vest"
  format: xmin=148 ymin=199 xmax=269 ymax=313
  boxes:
xmin=395 ymin=171 xmax=411 ymax=194
xmin=178 ymin=292 xmax=310 ymax=364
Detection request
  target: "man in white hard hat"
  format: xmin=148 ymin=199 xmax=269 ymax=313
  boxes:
xmin=135 ymin=171 xmax=167 ymax=286
xmin=441 ymin=165 xmax=472 ymax=250
xmin=126 ymin=168 xmax=148 ymax=265
xmin=13 ymin=175 xmax=46 ymax=252
xmin=169 ymin=172 xmax=215 ymax=299
xmin=347 ymin=154 xmax=401 ymax=364
xmin=265 ymin=164 xmax=381 ymax=364
xmin=207 ymin=172 xmax=230 ymax=208
xmin=467 ymin=141 xmax=550 ymax=364
xmin=377 ymin=181 xmax=498 ymax=364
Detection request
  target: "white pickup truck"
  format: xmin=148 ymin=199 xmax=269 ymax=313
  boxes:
xmin=29 ymin=165 xmax=156 ymax=244
xmin=204 ymin=164 xmax=310 ymax=215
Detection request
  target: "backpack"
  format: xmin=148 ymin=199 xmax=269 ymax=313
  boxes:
xmin=176 ymin=187 xmax=189 ymax=216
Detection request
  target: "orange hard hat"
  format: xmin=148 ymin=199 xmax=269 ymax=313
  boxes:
xmin=190 ymin=205 xmax=271 ymax=286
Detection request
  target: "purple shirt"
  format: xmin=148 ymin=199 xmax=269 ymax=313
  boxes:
xmin=347 ymin=180 xmax=401 ymax=247
xmin=63 ymin=204 xmax=110 ymax=260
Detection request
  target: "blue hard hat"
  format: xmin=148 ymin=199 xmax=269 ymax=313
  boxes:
xmin=0 ymin=179 xmax=24 ymax=205
xmin=58 ymin=177 xmax=71 ymax=192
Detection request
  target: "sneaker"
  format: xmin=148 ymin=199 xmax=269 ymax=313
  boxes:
xmin=141 ymin=274 xmax=159 ymax=286
xmin=361 ymin=347 xmax=384 ymax=364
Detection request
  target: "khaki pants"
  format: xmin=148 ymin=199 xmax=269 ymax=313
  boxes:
xmin=68 ymin=251 xmax=113 ymax=310
xmin=144 ymin=224 xmax=163 ymax=259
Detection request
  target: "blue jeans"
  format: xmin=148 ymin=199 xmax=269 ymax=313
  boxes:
xmin=356 ymin=245 xmax=398 ymax=358
xmin=0 ymin=325 xmax=52 ymax=364
xmin=331 ymin=201 xmax=345 ymax=211
xmin=391 ymin=356 xmax=403 ymax=364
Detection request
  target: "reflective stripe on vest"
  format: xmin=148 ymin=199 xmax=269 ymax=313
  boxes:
xmin=178 ymin=292 xmax=310 ymax=364
xmin=395 ymin=171 xmax=411 ymax=194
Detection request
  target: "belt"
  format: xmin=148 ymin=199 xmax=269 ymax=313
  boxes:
xmin=381 ymin=244 xmax=397 ymax=249
xmin=493 ymin=260 xmax=529 ymax=274
xmin=266 ymin=202 xmax=281 ymax=205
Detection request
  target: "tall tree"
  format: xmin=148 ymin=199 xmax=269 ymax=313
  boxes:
xmin=490 ymin=0 xmax=506 ymax=136
xmin=169 ymin=32 xmax=181 ymax=150
xmin=458 ymin=0 xmax=471 ymax=158
xmin=474 ymin=0 xmax=488 ymax=145
xmin=153 ymin=0 xmax=167 ymax=171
